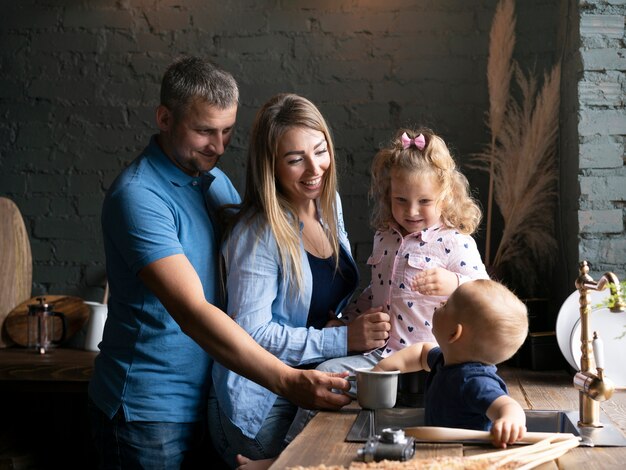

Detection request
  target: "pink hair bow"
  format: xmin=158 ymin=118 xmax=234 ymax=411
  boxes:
xmin=401 ymin=132 xmax=426 ymax=150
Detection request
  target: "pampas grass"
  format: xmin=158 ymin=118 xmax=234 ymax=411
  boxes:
xmin=472 ymin=0 xmax=561 ymax=296
xmin=487 ymin=0 xmax=516 ymax=140
xmin=484 ymin=0 xmax=516 ymax=266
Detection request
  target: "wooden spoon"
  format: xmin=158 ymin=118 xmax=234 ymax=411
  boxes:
xmin=404 ymin=426 xmax=577 ymax=444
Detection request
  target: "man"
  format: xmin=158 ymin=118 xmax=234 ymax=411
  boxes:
xmin=88 ymin=56 xmax=351 ymax=469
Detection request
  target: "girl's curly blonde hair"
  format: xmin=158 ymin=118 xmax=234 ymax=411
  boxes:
xmin=370 ymin=127 xmax=482 ymax=235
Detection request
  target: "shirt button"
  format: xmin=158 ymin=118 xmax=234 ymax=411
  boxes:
xmin=192 ymin=181 xmax=198 ymax=186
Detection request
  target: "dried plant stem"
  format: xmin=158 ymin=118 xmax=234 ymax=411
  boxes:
xmin=513 ymin=436 xmax=581 ymax=470
xmin=491 ymin=63 xmax=561 ymax=276
xmin=484 ymin=0 xmax=516 ymax=267
xmin=470 ymin=0 xmax=560 ymax=295
xmin=484 ymin=135 xmax=496 ymax=266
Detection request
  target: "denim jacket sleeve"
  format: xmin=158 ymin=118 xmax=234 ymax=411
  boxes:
xmin=222 ymin=215 xmax=347 ymax=366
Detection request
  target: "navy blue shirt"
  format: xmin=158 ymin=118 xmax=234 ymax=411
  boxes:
xmin=424 ymin=347 xmax=508 ymax=431
xmin=306 ymin=246 xmax=358 ymax=329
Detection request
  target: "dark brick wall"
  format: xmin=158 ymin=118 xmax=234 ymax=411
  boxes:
xmin=0 ymin=0 xmax=561 ymax=301
xmin=575 ymin=1 xmax=626 ymax=282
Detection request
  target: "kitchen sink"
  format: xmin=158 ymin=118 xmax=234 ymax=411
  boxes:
xmin=346 ymin=407 xmax=626 ymax=446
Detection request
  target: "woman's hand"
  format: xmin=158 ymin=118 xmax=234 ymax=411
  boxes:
xmin=324 ymin=311 xmax=345 ymax=328
xmin=411 ymin=267 xmax=458 ymax=296
xmin=347 ymin=307 xmax=390 ymax=352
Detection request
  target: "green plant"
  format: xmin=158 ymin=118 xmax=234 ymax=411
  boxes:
xmin=594 ymin=281 xmax=626 ymax=340
xmin=608 ymin=281 xmax=626 ymax=307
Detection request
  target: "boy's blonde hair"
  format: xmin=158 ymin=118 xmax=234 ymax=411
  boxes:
xmin=370 ymin=128 xmax=482 ymax=235
xmin=450 ymin=279 xmax=528 ymax=364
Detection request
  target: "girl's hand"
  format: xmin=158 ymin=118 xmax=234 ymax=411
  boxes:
xmin=411 ymin=268 xmax=459 ymax=296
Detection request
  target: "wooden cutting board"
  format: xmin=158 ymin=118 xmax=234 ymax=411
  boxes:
xmin=4 ymin=295 xmax=89 ymax=347
xmin=0 ymin=197 xmax=33 ymax=347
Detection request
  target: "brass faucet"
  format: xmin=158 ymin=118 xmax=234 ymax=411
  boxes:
xmin=573 ymin=261 xmax=625 ymax=427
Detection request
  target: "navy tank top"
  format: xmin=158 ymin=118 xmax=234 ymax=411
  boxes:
xmin=305 ymin=246 xmax=358 ymax=329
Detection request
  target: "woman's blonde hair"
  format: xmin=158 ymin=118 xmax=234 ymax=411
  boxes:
xmin=228 ymin=93 xmax=340 ymax=293
xmin=370 ymin=128 xmax=482 ymax=235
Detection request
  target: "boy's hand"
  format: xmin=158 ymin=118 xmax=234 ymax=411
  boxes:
xmin=372 ymin=358 xmax=391 ymax=372
xmin=490 ymin=418 xmax=526 ymax=448
xmin=411 ymin=268 xmax=458 ymax=296
xmin=486 ymin=395 xmax=527 ymax=448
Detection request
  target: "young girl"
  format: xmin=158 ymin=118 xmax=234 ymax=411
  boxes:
xmin=319 ymin=127 xmax=490 ymax=373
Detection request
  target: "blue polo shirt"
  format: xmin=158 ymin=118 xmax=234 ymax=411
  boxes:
xmin=88 ymin=135 xmax=240 ymax=423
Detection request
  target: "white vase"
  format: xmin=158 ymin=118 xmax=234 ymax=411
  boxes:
xmin=84 ymin=301 xmax=107 ymax=352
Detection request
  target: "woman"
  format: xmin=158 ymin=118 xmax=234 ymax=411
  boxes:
xmin=209 ymin=93 xmax=391 ymax=468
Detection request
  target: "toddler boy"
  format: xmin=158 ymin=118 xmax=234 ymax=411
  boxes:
xmin=374 ymin=279 xmax=529 ymax=448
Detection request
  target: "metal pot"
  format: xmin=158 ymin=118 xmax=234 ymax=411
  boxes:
xmin=396 ymin=370 xmax=427 ymax=407
xmin=354 ymin=368 xmax=400 ymax=409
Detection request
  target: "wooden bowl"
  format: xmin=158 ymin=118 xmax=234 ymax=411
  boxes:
xmin=3 ymin=295 xmax=89 ymax=347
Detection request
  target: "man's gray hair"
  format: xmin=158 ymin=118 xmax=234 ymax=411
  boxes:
xmin=160 ymin=56 xmax=239 ymax=118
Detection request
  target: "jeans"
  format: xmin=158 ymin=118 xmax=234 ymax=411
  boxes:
xmin=88 ymin=398 xmax=223 ymax=470
xmin=208 ymin=388 xmax=296 ymax=468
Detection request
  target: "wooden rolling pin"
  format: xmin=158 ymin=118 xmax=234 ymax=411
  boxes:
xmin=404 ymin=426 xmax=577 ymax=444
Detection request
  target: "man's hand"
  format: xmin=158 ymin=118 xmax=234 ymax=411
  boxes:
xmin=347 ymin=307 xmax=390 ymax=352
xmin=411 ymin=268 xmax=458 ymax=296
xmin=281 ymin=369 xmax=352 ymax=410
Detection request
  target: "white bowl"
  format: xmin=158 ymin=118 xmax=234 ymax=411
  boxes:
xmin=556 ymin=289 xmax=626 ymax=388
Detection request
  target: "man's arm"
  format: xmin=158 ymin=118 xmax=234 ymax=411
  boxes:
xmin=139 ymin=253 xmax=351 ymax=410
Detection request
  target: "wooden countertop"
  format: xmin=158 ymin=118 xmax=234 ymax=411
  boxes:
xmin=0 ymin=347 xmax=96 ymax=392
xmin=271 ymin=366 xmax=626 ymax=469
xmin=0 ymin=347 xmax=98 ymax=466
